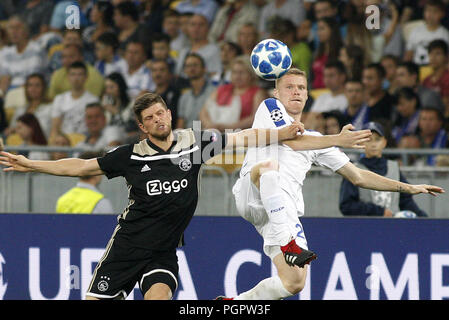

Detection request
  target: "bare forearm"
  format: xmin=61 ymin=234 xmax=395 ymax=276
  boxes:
xmin=357 ymin=169 xmax=411 ymax=193
xmin=29 ymin=158 xmax=91 ymax=177
xmin=283 ymin=134 xmax=338 ymax=151
xmin=232 ymin=128 xmax=280 ymax=148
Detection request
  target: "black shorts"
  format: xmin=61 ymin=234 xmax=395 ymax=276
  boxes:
xmin=86 ymin=233 xmax=179 ymax=300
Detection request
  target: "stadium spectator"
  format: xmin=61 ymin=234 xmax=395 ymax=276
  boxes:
xmin=311 ymin=61 xmax=348 ymax=112
xmin=48 ymin=43 xmax=104 ymax=100
xmin=306 ymin=61 xmax=348 ymax=129
xmin=116 ymin=41 xmax=155 ymax=100
xmin=147 ymin=33 xmax=177 ymax=74
xmin=311 ymin=17 xmax=343 ymax=89
xmin=343 ymin=78 xmax=371 ymax=130
xmin=208 ymin=0 xmax=260 ymax=44
xmin=101 ymin=72 xmax=136 ymax=136
xmin=113 ymin=1 xmax=151 ymax=56
xmin=50 ymin=132 xmax=71 ymax=160
xmin=175 ymin=14 xmax=222 ymax=78
xmin=14 ymin=113 xmax=49 ymax=160
xmin=422 ymin=39 xmax=449 ymax=118
xmin=269 ymin=17 xmax=312 ymax=78
xmin=199 ymin=55 xmax=268 ymax=132
xmin=258 ymin=0 xmax=306 ymax=39
xmin=47 ymin=29 xmax=94 ymax=74
xmin=395 ymin=61 xmax=445 ymax=111
xmin=343 ymin=0 xmax=373 ymax=63
xmin=380 ymin=54 xmax=400 ymax=95
xmin=177 ymin=53 xmax=215 ymax=129
xmin=397 ymin=134 xmax=422 ymax=166
xmin=16 ymin=0 xmax=55 ymax=39
xmin=94 ymin=32 xmax=125 ymax=77
xmin=417 ymin=107 xmax=448 ymax=166
xmin=392 ymin=87 xmax=421 ymax=144
xmin=162 ymin=9 xmax=190 ymax=60
xmin=340 ymin=121 xmax=428 ymax=217
xmin=172 ymin=0 xmax=219 ymax=24
xmin=7 ymin=73 xmax=52 ymax=138
xmin=404 ymin=0 xmax=449 ymax=65
xmin=0 ymin=15 xmax=47 ymax=94
xmin=362 ymin=63 xmax=394 ymax=124
xmin=151 ymin=59 xmax=181 ymax=129
xmin=236 ymin=22 xmax=259 ymax=56
xmin=83 ymin=0 xmax=115 ymax=51
xmin=339 ymin=44 xmax=365 ymax=81
xmin=211 ymin=41 xmax=242 ymax=87
xmin=0 ymin=98 xmax=7 ymax=136
xmin=56 ymin=151 xmax=114 ymax=215
xmin=364 ymin=0 xmax=402 ymax=62
xmin=322 ymin=110 xmax=347 ymax=135
xmin=49 ymin=62 xmax=99 ymax=143
xmin=75 ymin=103 xmax=125 ymax=153
xmin=309 ymin=0 xmax=345 ymax=50
xmin=139 ymin=0 xmax=170 ymax=34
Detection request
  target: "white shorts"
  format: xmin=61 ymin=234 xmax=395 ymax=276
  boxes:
xmin=232 ymin=173 xmax=308 ymax=260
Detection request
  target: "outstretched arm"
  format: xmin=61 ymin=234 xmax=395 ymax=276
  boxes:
xmin=283 ymin=124 xmax=372 ymax=151
xmin=336 ymin=161 xmax=445 ymax=196
xmin=0 ymin=151 xmax=103 ymax=177
xmin=225 ymin=122 xmax=303 ymax=148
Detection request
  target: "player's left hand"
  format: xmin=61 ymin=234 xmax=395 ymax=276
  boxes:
xmin=406 ymin=184 xmax=445 ymax=196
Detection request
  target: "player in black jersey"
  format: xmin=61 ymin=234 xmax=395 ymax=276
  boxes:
xmin=0 ymin=93 xmax=372 ymax=300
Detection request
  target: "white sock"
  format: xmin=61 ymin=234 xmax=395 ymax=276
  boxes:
xmin=234 ymin=276 xmax=292 ymax=300
xmin=259 ymin=171 xmax=291 ymax=246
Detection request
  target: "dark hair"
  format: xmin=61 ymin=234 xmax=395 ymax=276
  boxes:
xmin=184 ymin=52 xmax=206 ymax=68
xmin=222 ymin=41 xmax=243 ymax=56
xmin=96 ymin=32 xmax=119 ymax=51
xmin=25 ymin=73 xmax=49 ymax=103
xmin=397 ymin=61 xmax=419 ymax=77
xmin=395 ymin=87 xmax=421 ymax=109
xmin=85 ymin=102 xmax=104 ymax=112
xmin=95 ymin=0 xmax=114 ymax=26
xmin=17 ymin=113 xmax=47 ymax=145
xmin=325 ymin=60 xmax=347 ymax=76
xmin=420 ymin=106 xmax=444 ymax=122
xmin=105 ymin=72 xmax=130 ymax=109
xmin=151 ymin=32 xmax=171 ymax=44
xmin=341 ymin=45 xmax=365 ymax=81
xmin=115 ymin=1 xmax=139 ymax=21
xmin=316 ymin=17 xmax=343 ymax=61
xmin=428 ymin=39 xmax=449 ymax=55
xmin=68 ymin=61 xmax=88 ymax=74
xmin=133 ymin=93 xmax=167 ymax=123
xmin=425 ymin=0 xmax=446 ymax=11
xmin=365 ymin=63 xmax=386 ymax=79
xmin=163 ymin=8 xmax=180 ymax=19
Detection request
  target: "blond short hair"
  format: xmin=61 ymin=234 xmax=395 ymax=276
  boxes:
xmin=275 ymin=68 xmax=307 ymax=88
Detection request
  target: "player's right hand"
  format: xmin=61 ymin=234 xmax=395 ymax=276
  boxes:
xmin=337 ymin=124 xmax=372 ymax=149
xmin=279 ymin=121 xmax=304 ymax=141
xmin=0 ymin=151 xmax=33 ymax=173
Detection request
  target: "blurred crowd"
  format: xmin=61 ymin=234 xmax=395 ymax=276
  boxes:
xmin=0 ymin=0 xmax=448 ymax=168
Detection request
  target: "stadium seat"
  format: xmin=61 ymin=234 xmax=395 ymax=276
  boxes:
xmin=6 ymin=133 xmax=23 ymax=146
xmin=67 ymin=133 xmax=86 ymax=146
xmin=310 ymin=88 xmax=330 ymax=100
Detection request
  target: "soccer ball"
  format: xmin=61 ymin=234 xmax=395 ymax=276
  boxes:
xmin=393 ymin=210 xmax=417 ymax=218
xmin=250 ymin=39 xmax=292 ymax=80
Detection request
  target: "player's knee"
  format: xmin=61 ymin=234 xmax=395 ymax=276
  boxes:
xmin=251 ymin=159 xmax=279 ymax=186
xmin=283 ymin=276 xmax=306 ymax=295
xmin=144 ymin=283 xmax=172 ymax=300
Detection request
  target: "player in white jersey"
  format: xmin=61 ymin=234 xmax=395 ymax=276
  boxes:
xmin=217 ymin=68 xmax=444 ymax=300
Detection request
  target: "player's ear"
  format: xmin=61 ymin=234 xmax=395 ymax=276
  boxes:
xmin=273 ymin=88 xmax=280 ymax=99
xmin=138 ymin=121 xmax=148 ymax=134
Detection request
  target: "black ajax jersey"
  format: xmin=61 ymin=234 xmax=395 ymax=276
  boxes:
xmin=97 ymin=129 xmax=227 ymax=250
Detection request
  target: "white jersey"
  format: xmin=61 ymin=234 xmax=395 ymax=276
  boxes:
xmin=240 ymin=98 xmax=350 ymax=216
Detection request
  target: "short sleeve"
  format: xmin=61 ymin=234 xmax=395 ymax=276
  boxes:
xmin=308 ymin=131 xmax=350 ymax=171
xmin=97 ymin=144 xmax=131 ymax=179
xmin=252 ymin=98 xmax=292 ymax=129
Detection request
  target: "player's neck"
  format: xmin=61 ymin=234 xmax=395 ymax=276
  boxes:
xmin=148 ymin=131 xmax=174 ymax=151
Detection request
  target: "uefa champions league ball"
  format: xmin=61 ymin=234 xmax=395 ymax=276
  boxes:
xmin=250 ymin=39 xmax=292 ymax=80
xmin=393 ymin=210 xmax=417 ymax=218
